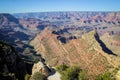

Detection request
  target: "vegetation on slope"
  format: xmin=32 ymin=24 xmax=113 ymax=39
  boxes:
xmin=0 ymin=41 xmax=26 ymax=80
xmin=96 ymin=72 xmax=114 ymax=80
xmin=31 ymin=72 xmax=47 ymax=80
xmin=56 ymin=64 xmax=88 ymax=80
xmin=0 ymin=41 xmax=40 ymax=80
xmin=56 ymin=64 xmax=120 ymax=80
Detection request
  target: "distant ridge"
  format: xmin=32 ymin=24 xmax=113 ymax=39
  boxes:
xmin=0 ymin=13 xmax=19 ymax=24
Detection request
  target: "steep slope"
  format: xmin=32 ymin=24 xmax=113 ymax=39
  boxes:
xmin=0 ymin=14 xmax=48 ymax=79
xmin=0 ymin=14 xmax=28 ymax=42
xmin=101 ymin=33 xmax=120 ymax=56
xmin=31 ymin=28 xmax=119 ymax=76
xmin=0 ymin=13 xmax=23 ymax=32
xmin=0 ymin=41 xmax=26 ymax=80
xmin=0 ymin=13 xmax=19 ymax=25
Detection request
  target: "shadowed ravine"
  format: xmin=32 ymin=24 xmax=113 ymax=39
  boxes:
xmin=95 ymin=33 xmax=117 ymax=56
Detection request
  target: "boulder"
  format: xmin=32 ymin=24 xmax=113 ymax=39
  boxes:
xmin=32 ymin=61 xmax=51 ymax=76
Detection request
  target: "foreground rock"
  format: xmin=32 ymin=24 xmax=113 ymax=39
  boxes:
xmin=32 ymin=61 xmax=51 ymax=77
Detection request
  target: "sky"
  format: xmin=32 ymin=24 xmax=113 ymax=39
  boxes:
xmin=0 ymin=0 xmax=120 ymax=13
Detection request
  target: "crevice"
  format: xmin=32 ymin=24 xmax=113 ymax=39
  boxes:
xmin=94 ymin=33 xmax=117 ymax=56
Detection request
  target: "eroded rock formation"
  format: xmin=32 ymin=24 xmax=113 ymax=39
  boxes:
xmin=32 ymin=61 xmax=51 ymax=77
xmin=31 ymin=29 xmax=119 ymax=77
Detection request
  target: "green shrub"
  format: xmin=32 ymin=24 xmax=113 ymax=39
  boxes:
xmin=78 ymin=70 xmax=88 ymax=80
xmin=96 ymin=72 xmax=113 ymax=80
xmin=56 ymin=64 xmax=68 ymax=73
xmin=61 ymin=66 xmax=80 ymax=80
xmin=25 ymin=74 xmax=31 ymax=80
xmin=56 ymin=65 xmax=89 ymax=80
xmin=32 ymin=72 xmax=47 ymax=80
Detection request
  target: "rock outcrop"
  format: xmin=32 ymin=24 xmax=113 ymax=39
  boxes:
xmin=32 ymin=61 xmax=51 ymax=77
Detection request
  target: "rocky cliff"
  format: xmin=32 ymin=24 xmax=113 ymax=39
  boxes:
xmin=31 ymin=28 xmax=119 ymax=77
xmin=0 ymin=41 xmax=26 ymax=80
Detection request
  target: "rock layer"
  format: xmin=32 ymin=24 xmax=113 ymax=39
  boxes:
xmin=31 ymin=29 xmax=119 ymax=76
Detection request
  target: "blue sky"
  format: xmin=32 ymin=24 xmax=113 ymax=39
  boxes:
xmin=0 ymin=0 xmax=120 ymax=13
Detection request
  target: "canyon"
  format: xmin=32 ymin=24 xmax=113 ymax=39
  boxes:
xmin=0 ymin=12 xmax=120 ymax=79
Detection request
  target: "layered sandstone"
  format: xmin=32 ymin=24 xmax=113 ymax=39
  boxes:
xmin=31 ymin=29 xmax=119 ymax=76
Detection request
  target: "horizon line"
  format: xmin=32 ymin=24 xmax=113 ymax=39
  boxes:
xmin=12 ymin=11 xmax=120 ymax=14
xmin=0 ymin=11 xmax=120 ymax=14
